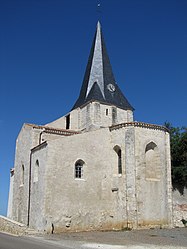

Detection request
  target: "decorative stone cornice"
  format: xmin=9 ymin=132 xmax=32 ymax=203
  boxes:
xmin=109 ymin=122 xmax=169 ymax=133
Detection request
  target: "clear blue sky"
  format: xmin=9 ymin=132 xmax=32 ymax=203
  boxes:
xmin=0 ymin=0 xmax=187 ymax=216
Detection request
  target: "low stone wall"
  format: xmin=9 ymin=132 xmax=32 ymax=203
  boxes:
xmin=0 ymin=215 xmax=29 ymax=235
xmin=173 ymin=188 xmax=187 ymax=227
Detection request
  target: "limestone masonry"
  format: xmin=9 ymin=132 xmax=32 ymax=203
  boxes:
xmin=7 ymin=22 xmax=173 ymax=233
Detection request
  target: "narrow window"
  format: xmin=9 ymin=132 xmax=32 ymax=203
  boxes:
xmin=66 ymin=114 xmax=70 ymax=129
xmin=75 ymin=160 xmax=84 ymax=179
xmin=112 ymin=107 xmax=117 ymax=124
xmin=114 ymin=145 xmax=122 ymax=174
xmin=106 ymin=109 xmax=108 ymax=116
xmin=34 ymin=160 xmax=39 ymax=182
xmin=21 ymin=164 xmax=24 ymax=185
xmin=118 ymin=149 xmax=122 ymax=174
xmin=94 ymin=103 xmax=100 ymax=124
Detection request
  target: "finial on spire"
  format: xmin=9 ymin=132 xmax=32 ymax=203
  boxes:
xmin=97 ymin=2 xmax=101 ymax=10
xmin=96 ymin=1 xmax=102 ymax=19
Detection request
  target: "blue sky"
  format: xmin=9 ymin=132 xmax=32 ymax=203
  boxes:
xmin=0 ymin=0 xmax=187 ymax=216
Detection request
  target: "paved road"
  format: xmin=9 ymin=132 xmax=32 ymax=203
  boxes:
xmin=1 ymin=228 xmax=187 ymax=249
xmin=0 ymin=232 xmax=68 ymax=249
xmin=33 ymin=228 xmax=187 ymax=249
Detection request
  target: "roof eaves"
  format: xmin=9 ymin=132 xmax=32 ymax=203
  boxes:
xmin=25 ymin=123 xmax=80 ymax=136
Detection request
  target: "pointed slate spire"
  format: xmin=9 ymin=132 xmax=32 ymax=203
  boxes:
xmin=72 ymin=21 xmax=134 ymax=111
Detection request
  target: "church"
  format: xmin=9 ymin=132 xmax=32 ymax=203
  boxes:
xmin=7 ymin=22 xmax=173 ymax=233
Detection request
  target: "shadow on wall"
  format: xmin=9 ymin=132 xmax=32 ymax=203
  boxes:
xmin=173 ymin=182 xmax=187 ymax=196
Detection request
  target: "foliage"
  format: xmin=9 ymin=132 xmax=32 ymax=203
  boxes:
xmin=165 ymin=122 xmax=187 ymax=195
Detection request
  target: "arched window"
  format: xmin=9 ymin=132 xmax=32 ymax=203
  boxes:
xmin=34 ymin=159 xmax=39 ymax=182
xmin=21 ymin=164 xmax=24 ymax=185
xmin=114 ymin=145 xmax=122 ymax=174
xmin=145 ymin=142 xmax=161 ymax=180
xmin=145 ymin=141 xmax=157 ymax=152
xmin=75 ymin=159 xmax=84 ymax=179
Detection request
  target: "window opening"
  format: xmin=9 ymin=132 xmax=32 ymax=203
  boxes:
xmin=106 ymin=109 xmax=108 ymax=116
xmin=117 ymin=149 xmax=122 ymax=174
xmin=75 ymin=160 xmax=84 ymax=179
xmin=34 ymin=160 xmax=39 ymax=182
xmin=112 ymin=107 xmax=117 ymax=124
xmin=66 ymin=114 xmax=70 ymax=130
xmin=114 ymin=145 xmax=122 ymax=174
xmin=21 ymin=164 xmax=24 ymax=185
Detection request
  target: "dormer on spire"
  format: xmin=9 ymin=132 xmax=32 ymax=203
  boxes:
xmin=72 ymin=22 xmax=134 ymax=111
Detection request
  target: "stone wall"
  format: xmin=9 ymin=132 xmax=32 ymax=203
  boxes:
xmin=134 ymin=127 xmax=172 ymax=227
xmin=9 ymin=108 xmax=172 ymax=233
xmin=7 ymin=169 xmax=14 ymax=218
xmin=45 ymin=109 xmax=79 ymax=130
xmin=29 ymin=143 xmax=48 ymax=231
xmin=11 ymin=124 xmax=35 ymax=225
xmin=0 ymin=215 xmax=27 ymax=235
xmin=25 ymin=123 xmax=172 ymax=233
xmin=37 ymin=128 xmax=127 ymax=233
xmin=110 ymin=125 xmax=172 ymax=228
xmin=46 ymin=102 xmax=134 ymax=131
xmin=173 ymin=188 xmax=187 ymax=227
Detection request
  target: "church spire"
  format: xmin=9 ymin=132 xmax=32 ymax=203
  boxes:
xmin=72 ymin=21 xmax=134 ymax=111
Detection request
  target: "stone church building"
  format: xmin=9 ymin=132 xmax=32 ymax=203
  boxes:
xmin=8 ymin=22 xmax=173 ymax=233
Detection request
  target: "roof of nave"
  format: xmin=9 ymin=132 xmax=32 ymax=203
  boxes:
xmin=26 ymin=123 xmax=80 ymax=136
xmin=72 ymin=21 xmax=134 ymax=111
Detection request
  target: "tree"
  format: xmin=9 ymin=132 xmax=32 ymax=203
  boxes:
xmin=165 ymin=122 xmax=187 ymax=195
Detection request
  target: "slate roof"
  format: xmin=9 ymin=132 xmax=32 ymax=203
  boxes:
xmin=72 ymin=21 xmax=134 ymax=111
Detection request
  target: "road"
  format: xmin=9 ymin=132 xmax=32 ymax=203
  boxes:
xmin=0 ymin=228 xmax=187 ymax=249
xmin=0 ymin=232 xmax=68 ymax=249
